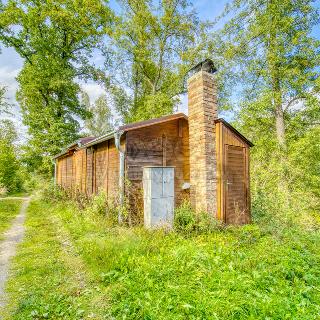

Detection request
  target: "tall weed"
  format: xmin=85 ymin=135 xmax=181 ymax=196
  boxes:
xmin=174 ymin=200 xmax=222 ymax=234
xmin=84 ymin=191 xmax=119 ymax=226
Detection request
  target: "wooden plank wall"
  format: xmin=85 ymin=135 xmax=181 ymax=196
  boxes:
xmin=66 ymin=156 xmax=73 ymax=188
xmin=86 ymin=148 xmax=93 ymax=195
xmin=107 ymin=139 xmax=121 ymax=201
xmin=55 ymin=119 xmax=250 ymax=225
xmin=93 ymin=137 xmax=122 ymax=201
xmin=81 ymin=149 xmax=87 ymax=193
xmin=74 ymin=149 xmax=84 ymax=192
xmin=94 ymin=140 xmax=109 ymax=194
xmin=56 ymin=137 xmax=122 ymax=204
xmin=56 ymin=158 xmax=62 ymax=186
xmin=126 ymin=118 xmax=190 ymax=216
xmin=216 ymin=122 xmax=250 ymax=223
xmin=60 ymin=156 xmax=67 ymax=187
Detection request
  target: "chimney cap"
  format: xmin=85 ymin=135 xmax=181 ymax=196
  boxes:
xmin=188 ymin=59 xmax=217 ymax=76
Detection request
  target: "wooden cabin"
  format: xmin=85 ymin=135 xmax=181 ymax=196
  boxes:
xmin=54 ymin=60 xmax=253 ymax=224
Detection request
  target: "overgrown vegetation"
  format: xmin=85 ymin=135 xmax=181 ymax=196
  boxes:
xmin=174 ymin=200 xmax=222 ymax=234
xmin=2 ymin=196 xmax=320 ymax=319
xmin=0 ymin=0 xmax=319 ymax=317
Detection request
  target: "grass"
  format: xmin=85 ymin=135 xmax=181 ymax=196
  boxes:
xmin=2 ymin=198 xmax=320 ymax=319
xmin=0 ymin=199 xmax=23 ymax=239
xmin=0 ymin=192 xmax=29 ymax=199
xmin=1 ymin=200 xmax=108 ymax=320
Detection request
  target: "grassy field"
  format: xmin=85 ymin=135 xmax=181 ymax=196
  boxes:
xmin=0 ymin=199 xmax=23 ymax=240
xmin=2 ymin=198 xmax=320 ymax=319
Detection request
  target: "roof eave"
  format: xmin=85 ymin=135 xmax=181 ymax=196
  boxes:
xmin=53 ymin=150 xmax=70 ymax=159
xmin=82 ymin=131 xmax=116 ymax=148
xmin=119 ymin=113 xmax=187 ymax=132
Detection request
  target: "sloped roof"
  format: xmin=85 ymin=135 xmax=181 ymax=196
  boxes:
xmin=54 ymin=113 xmax=253 ymax=159
xmin=119 ymin=113 xmax=187 ymax=132
xmin=78 ymin=137 xmax=96 ymax=145
xmin=53 ymin=136 xmax=95 ymax=159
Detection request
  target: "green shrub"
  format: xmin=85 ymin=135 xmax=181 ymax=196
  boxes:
xmin=82 ymin=191 xmax=120 ymax=226
xmin=174 ymin=200 xmax=196 ymax=233
xmin=40 ymin=181 xmax=69 ymax=203
xmin=174 ymin=200 xmax=222 ymax=234
xmin=107 ymin=200 xmax=122 ymax=226
xmin=195 ymin=210 xmax=222 ymax=233
xmin=85 ymin=191 xmax=107 ymax=216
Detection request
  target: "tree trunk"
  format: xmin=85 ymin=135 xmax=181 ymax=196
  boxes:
xmin=133 ymin=62 xmax=139 ymax=108
xmin=267 ymin=7 xmax=290 ymax=209
xmin=272 ymin=76 xmax=286 ymax=150
xmin=268 ymin=0 xmax=286 ymax=151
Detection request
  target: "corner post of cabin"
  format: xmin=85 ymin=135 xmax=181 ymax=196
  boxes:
xmin=187 ymin=59 xmax=218 ymax=217
xmin=53 ymin=159 xmax=57 ymax=186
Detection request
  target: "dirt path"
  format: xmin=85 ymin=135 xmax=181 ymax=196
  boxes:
xmin=0 ymin=198 xmax=30 ymax=307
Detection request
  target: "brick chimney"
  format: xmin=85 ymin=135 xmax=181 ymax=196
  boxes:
xmin=187 ymin=59 xmax=218 ymax=216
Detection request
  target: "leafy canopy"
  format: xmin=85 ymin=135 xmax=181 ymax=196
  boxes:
xmin=82 ymin=92 xmax=114 ymax=137
xmin=108 ymin=0 xmax=210 ymax=123
xmin=215 ymin=0 xmax=320 ymax=147
xmin=0 ymin=0 xmax=113 ymax=173
xmin=215 ymin=0 xmax=320 ymax=214
xmin=0 ymin=119 xmax=21 ymax=193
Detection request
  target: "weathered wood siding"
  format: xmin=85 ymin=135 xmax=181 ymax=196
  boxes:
xmin=86 ymin=148 xmax=94 ymax=195
xmin=56 ymin=154 xmax=71 ymax=189
xmin=92 ymin=138 xmax=124 ymax=201
xmin=55 ymin=118 xmax=251 ymax=225
xmin=73 ymin=149 xmax=85 ymax=192
xmin=216 ymin=121 xmax=251 ymax=224
xmin=81 ymin=149 xmax=87 ymax=193
xmin=94 ymin=141 xmax=109 ymax=194
xmin=107 ymin=139 xmax=121 ymax=200
xmin=125 ymin=118 xmax=190 ymax=214
xmin=56 ymin=158 xmax=63 ymax=186
xmin=55 ymin=137 xmax=122 ymax=203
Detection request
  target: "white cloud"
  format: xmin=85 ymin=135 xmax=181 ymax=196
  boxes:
xmin=0 ymin=66 xmax=20 ymax=103
xmin=0 ymin=47 xmax=23 ymax=104
xmin=80 ymin=82 xmax=106 ymax=102
xmin=0 ymin=49 xmax=26 ymax=140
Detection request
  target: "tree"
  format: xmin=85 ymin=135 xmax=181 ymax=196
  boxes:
xmin=214 ymin=0 xmax=320 ymax=215
xmin=0 ymin=0 xmax=113 ymax=173
xmin=0 ymin=86 xmax=10 ymax=114
xmin=108 ymin=0 xmax=210 ymax=123
xmin=216 ymin=0 xmax=320 ymax=150
xmin=83 ymin=93 xmax=114 ymax=137
xmin=0 ymin=118 xmax=17 ymax=142
xmin=0 ymin=120 xmax=21 ymax=193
